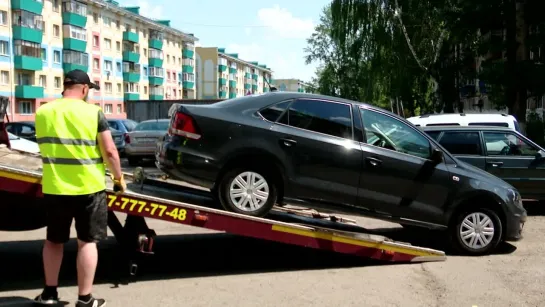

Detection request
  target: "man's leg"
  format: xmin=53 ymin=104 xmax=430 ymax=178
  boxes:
xmin=35 ymin=195 xmax=74 ymax=304
xmin=74 ymin=191 xmax=108 ymax=307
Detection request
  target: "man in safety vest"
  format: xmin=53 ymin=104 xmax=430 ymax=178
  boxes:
xmin=33 ymin=69 xmax=126 ymax=307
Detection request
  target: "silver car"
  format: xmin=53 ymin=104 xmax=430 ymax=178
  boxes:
xmin=125 ymin=119 xmax=170 ymax=166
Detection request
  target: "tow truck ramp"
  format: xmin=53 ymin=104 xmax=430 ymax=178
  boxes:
xmin=0 ymin=150 xmax=446 ymax=275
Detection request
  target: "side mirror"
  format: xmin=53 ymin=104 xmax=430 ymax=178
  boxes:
xmin=430 ymin=148 xmax=444 ymax=164
xmin=535 ymin=150 xmax=545 ymax=160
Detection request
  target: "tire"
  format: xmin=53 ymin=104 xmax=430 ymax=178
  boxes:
xmin=450 ymin=207 xmax=503 ymax=256
xmin=127 ymin=156 xmax=141 ymax=166
xmin=217 ymin=166 xmax=278 ymax=217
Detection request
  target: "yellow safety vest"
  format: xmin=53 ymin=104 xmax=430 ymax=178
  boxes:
xmin=35 ymin=98 xmax=106 ymax=195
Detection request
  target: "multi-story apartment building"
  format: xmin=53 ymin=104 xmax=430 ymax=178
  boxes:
xmin=274 ymin=78 xmax=312 ymax=93
xmin=195 ymin=47 xmax=273 ymax=99
xmin=0 ymin=0 xmax=197 ymax=121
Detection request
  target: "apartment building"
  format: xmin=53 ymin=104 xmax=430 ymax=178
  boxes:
xmin=0 ymin=0 xmax=197 ymax=121
xmin=274 ymin=78 xmax=312 ymax=93
xmin=195 ymin=47 xmax=273 ymax=99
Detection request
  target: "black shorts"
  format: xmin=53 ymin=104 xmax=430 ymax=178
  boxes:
xmin=44 ymin=190 xmax=108 ymax=244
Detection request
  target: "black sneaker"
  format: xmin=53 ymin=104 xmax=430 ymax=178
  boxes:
xmin=75 ymin=297 xmax=106 ymax=307
xmin=34 ymin=294 xmax=59 ymax=305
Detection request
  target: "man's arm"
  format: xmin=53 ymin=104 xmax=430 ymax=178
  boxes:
xmin=96 ymin=110 xmax=122 ymax=179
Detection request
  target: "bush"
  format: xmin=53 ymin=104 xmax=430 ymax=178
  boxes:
xmin=526 ymin=111 xmax=545 ymax=147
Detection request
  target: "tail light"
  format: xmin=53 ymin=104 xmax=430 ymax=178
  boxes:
xmin=169 ymin=112 xmax=201 ymax=139
xmin=124 ymin=133 xmax=131 ymax=144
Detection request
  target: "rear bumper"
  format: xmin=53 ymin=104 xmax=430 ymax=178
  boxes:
xmin=125 ymin=145 xmax=156 ymax=157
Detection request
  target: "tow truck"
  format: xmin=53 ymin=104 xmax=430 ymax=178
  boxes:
xmin=0 ymin=97 xmax=446 ymax=281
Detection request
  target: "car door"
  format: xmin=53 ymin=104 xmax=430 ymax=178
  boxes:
xmin=482 ymin=131 xmax=545 ymax=199
xmin=269 ymin=98 xmax=363 ymax=209
xmin=19 ymin=124 xmax=36 ymax=142
xmin=434 ymin=130 xmax=487 ymax=169
xmin=357 ymin=107 xmax=453 ymax=225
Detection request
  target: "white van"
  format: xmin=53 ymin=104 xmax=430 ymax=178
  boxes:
xmin=406 ymin=113 xmax=521 ymax=132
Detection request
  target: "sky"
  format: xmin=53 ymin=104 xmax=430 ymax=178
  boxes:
xmin=123 ymin=0 xmax=331 ymax=82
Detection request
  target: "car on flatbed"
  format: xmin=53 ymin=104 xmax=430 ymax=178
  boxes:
xmin=421 ymin=125 xmax=545 ymax=201
xmin=156 ymin=92 xmax=527 ymax=255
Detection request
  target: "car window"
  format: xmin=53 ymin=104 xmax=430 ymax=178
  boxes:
xmin=360 ymin=109 xmax=431 ymax=159
xmin=424 ymin=131 xmax=441 ymax=140
xmin=437 ymin=131 xmax=482 ymax=155
xmin=6 ymin=124 xmax=15 ymax=133
xmin=259 ymin=100 xmax=291 ymax=122
xmin=468 ymin=122 xmax=509 ymax=127
xmin=278 ymin=99 xmax=353 ymax=139
xmin=483 ymin=132 xmax=538 ymax=156
xmin=135 ymin=121 xmax=170 ymax=131
xmin=20 ymin=124 xmax=35 ymax=135
xmin=122 ymin=120 xmax=138 ymax=131
xmin=108 ymin=121 xmax=119 ymax=130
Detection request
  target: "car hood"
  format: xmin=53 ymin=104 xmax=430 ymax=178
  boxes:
xmin=453 ymin=157 xmax=515 ymax=190
xmin=8 ymin=132 xmax=40 ymax=154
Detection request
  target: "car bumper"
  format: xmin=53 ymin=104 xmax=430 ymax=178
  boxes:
xmin=125 ymin=145 xmax=156 ymax=157
xmin=504 ymin=208 xmax=527 ymax=242
xmin=155 ymin=140 xmax=219 ymax=190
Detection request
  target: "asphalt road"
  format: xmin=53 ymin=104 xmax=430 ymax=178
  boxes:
xmin=1 ymin=161 xmax=545 ymax=307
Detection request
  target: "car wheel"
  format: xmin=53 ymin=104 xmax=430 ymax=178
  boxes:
xmin=218 ymin=167 xmax=277 ymax=217
xmin=450 ymin=208 xmax=503 ymax=256
xmin=127 ymin=156 xmax=141 ymax=166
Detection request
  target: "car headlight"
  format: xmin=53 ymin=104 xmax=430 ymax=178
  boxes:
xmin=507 ymin=188 xmax=522 ymax=206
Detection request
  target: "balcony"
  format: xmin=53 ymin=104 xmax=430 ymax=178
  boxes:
xmin=244 ymin=83 xmax=251 ymax=90
xmin=14 ymin=56 xmax=42 ymax=70
xmin=124 ymin=93 xmax=140 ymax=101
xmin=122 ymin=51 xmax=140 ymax=63
xmin=123 ymin=31 xmax=139 ymax=43
xmin=218 ymin=78 xmax=227 ymax=86
xmin=229 ymin=67 xmax=237 ymax=74
xmin=149 ymin=39 xmax=163 ymax=50
xmin=148 ymin=76 xmax=164 ymax=86
xmin=62 ymin=12 xmax=87 ymax=28
xmin=252 ymin=73 xmax=258 ymax=80
xmin=148 ymin=57 xmax=163 ymax=67
xmin=63 ymin=38 xmax=86 ymax=52
xmin=229 ymin=80 xmax=236 ymax=88
xmin=122 ymin=71 xmax=140 ymax=83
xmin=182 ymin=65 xmax=193 ymax=73
xmin=218 ymin=91 xmax=226 ymax=98
xmin=182 ymin=81 xmax=194 ymax=89
xmin=12 ymin=26 xmax=42 ymax=44
xmin=298 ymin=88 xmax=305 ymax=92
xmin=218 ymin=65 xmax=227 ymax=72
xmin=62 ymin=62 xmax=88 ymax=73
xmin=229 ymin=92 xmax=236 ymax=99
xmin=245 ymin=72 xmax=251 ymax=78
xmin=252 ymin=84 xmax=258 ymax=90
xmin=182 ymin=49 xmax=194 ymax=58
xmin=11 ymin=0 xmax=43 ymax=15
xmin=15 ymin=85 xmax=44 ymax=99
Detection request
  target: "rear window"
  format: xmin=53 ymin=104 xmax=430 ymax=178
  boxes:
xmin=468 ymin=122 xmax=509 ymax=127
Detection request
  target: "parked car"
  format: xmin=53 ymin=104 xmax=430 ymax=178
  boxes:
xmin=107 ymin=118 xmax=138 ymax=135
xmin=8 ymin=132 xmax=40 ymax=154
xmin=421 ymin=125 xmax=545 ymax=201
xmin=156 ymin=92 xmax=527 ymax=255
xmin=5 ymin=121 xmax=36 ymax=142
xmin=126 ymin=119 xmax=170 ymax=166
xmin=109 ymin=127 xmax=126 ymax=156
xmin=407 ymin=113 xmax=521 ymax=132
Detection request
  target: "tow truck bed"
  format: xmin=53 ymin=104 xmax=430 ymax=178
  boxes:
xmin=0 ymin=146 xmax=446 ymax=271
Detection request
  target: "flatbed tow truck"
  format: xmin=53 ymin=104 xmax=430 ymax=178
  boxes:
xmin=0 ymin=103 xmax=446 ymax=281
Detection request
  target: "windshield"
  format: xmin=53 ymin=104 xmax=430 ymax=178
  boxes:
xmin=122 ymin=119 xmax=138 ymax=131
xmin=134 ymin=120 xmax=170 ymax=131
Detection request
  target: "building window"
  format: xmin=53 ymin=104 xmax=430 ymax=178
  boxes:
xmin=104 ymin=60 xmax=112 ymax=72
xmin=103 ymin=16 xmax=111 ymax=27
xmin=12 ymin=10 xmax=43 ymax=30
xmin=148 ymin=48 xmax=163 ymax=59
xmin=104 ymin=38 xmax=111 ymax=50
xmin=143 ymin=48 xmax=147 ymax=57
xmin=14 ymin=40 xmax=40 ymax=58
xmin=143 ymin=67 xmax=147 ymax=75
xmin=167 ymin=71 xmax=170 ymax=80
xmin=0 ymin=71 xmax=8 ymax=85
xmin=53 ymin=50 xmax=61 ymax=63
xmin=115 ymin=20 xmax=120 ymax=29
xmin=0 ymin=41 xmax=7 ymax=55
xmin=62 ymin=50 xmax=87 ymax=66
xmin=116 ymin=62 xmax=121 ymax=72
xmin=104 ymin=82 xmax=112 ymax=93
xmin=53 ymin=24 xmax=60 ymax=37
xmin=93 ymin=58 xmax=99 ymax=70
xmin=93 ymin=35 xmax=99 ymax=47
xmin=122 ymin=62 xmax=140 ymax=74
xmin=40 ymin=48 xmax=46 ymax=61
xmin=93 ymin=12 xmax=98 ymax=23
xmin=144 ymin=86 xmax=148 ymax=94
xmin=150 ymin=86 xmax=163 ymax=96
xmin=18 ymin=101 xmax=33 ymax=115
xmin=182 ymin=73 xmax=195 ymax=82
xmin=124 ymin=82 xmax=139 ymax=93
xmin=116 ymin=41 xmax=121 ymax=51
xmin=183 ymin=58 xmax=194 ymax=66
xmin=166 ymin=54 xmax=170 ymax=64
xmin=52 ymin=0 xmax=60 ymax=12
xmin=104 ymin=103 xmax=113 ymax=114
xmin=148 ymin=67 xmax=164 ymax=78
xmin=63 ymin=25 xmax=86 ymax=41
xmin=39 ymin=75 xmax=46 ymax=87
xmin=54 ymin=77 xmax=61 ymax=89
xmin=62 ymin=0 xmax=87 ymax=16
xmin=116 ymin=104 xmax=121 ymax=114
xmin=0 ymin=10 xmax=7 ymax=25
xmin=117 ymin=83 xmax=121 ymax=93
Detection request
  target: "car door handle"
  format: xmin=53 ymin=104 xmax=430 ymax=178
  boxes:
xmin=487 ymin=161 xmax=504 ymax=167
xmin=365 ymin=157 xmax=382 ymax=167
xmin=279 ymin=138 xmax=297 ymax=147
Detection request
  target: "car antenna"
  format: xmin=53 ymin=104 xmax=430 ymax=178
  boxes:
xmin=263 ymin=78 xmax=277 ymax=92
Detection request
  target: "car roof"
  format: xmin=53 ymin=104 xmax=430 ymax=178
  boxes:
xmin=138 ymin=119 xmax=170 ymax=123
xmin=410 ymin=113 xmax=514 ymax=119
xmin=258 ymin=91 xmax=374 ymax=107
xmin=420 ymin=125 xmax=515 ymax=132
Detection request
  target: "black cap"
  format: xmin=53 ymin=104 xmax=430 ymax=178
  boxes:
xmin=63 ymin=69 xmax=100 ymax=90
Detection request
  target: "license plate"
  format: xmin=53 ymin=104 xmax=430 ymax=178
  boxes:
xmin=137 ymin=137 xmax=158 ymax=143
xmin=114 ymin=136 xmax=121 ymax=142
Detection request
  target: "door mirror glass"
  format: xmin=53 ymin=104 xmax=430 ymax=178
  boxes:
xmin=535 ymin=149 xmax=545 ymax=160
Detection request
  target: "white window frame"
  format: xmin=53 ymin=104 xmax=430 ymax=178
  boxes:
xmin=104 ymin=60 xmax=112 ymax=72
xmin=148 ymin=66 xmax=164 ymax=78
xmin=93 ymin=58 xmax=99 ymax=69
xmin=18 ymin=101 xmax=33 ymax=115
xmin=53 ymin=50 xmax=61 ymax=63
xmin=104 ymin=103 xmax=113 ymax=114
xmin=124 ymin=82 xmax=139 ymax=93
xmin=0 ymin=71 xmax=8 ymax=84
xmin=104 ymin=38 xmax=111 ymax=50
xmin=0 ymin=10 xmax=7 ymax=25
xmin=54 ymin=76 xmax=61 ymax=89
xmin=104 ymin=82 xmax=112 ymax=93
xmin=39 ymin=75 xmax=46 ymax=87
xmin=0 ymin=40 xmax=9 ymax=56
xmin=63 ymin=24 xmax=86 ymax=41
